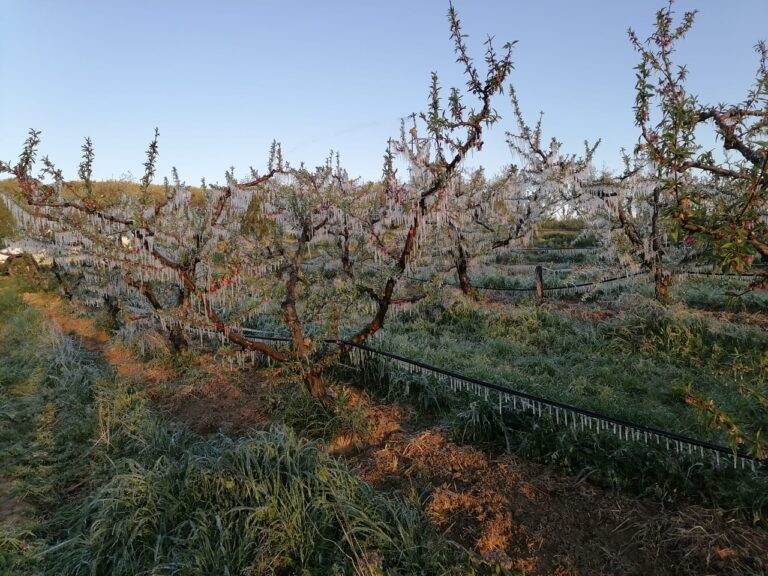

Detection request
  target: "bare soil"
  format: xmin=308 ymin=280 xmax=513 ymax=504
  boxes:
xmin=21 ymin=292 xmax=271 ymax=434
xmin=143 ymin=359 xmax=273 ymax=435
xmin=346 ymin=416 xmax=768 ymax=575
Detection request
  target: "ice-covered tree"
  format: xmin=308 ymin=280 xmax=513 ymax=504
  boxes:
xmin=0 ymin=5 xmax=514 ymax=404
xmin=0 ymin=129 xmax=287 ymax=352
xmin=426 ymin=87 xmax=597 ymax=297
xmin=629 ymin=1 xmax=768 ymax=281
xmin=572 ymin=152 xmax=685 ymax=300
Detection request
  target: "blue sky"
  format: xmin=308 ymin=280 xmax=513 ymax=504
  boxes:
xmin=2 ymin=1 xmax=767 ymax=184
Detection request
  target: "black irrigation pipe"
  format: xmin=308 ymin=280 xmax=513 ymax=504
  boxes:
xmin=681 ymin=271 xmax=762 ymax=279
xmin=540 ymin=270 xmax=647 ymax=294
xmin=402 ymin=269 xmax=762 ymax=294
xmin=400 ymin=272 xmax=535 ymax=292
xmin=399 ymin=270 xmax=650 ymax=293
xmin=239 ymin=328 xmax=764 ymax=470
xmin=507 ymin=247 xmax=598 ymax=253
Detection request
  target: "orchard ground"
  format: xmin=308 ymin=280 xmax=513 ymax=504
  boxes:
xmin=1 ymin=263 xmax=767 ymax=575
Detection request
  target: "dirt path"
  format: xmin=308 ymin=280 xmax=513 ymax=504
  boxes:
xmin=23 ymin=292 xmax=149 ymax=375
xmin=21 ymin=292 xmax=272 ymax=435
xmin=19 ymin=292 xmax=768 ymax=576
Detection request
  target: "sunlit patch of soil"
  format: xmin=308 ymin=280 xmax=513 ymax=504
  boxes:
xmin=104 ymin=344 xmax=175 ymax=383
xmin=347 ymin=421 xmax=768 ymax=576
xmin=327 ymin=386 xmax=410 ymax=455
xmin=548 ymin=301 xmax=617 ymax=323
xmin=22 ymin=292 xmax=108 ymax=350
xmin=693 ymin=307 xmax=768 ymax=329
xmin=21 ymin=292 xmax=269 ymax=434
xmin=479 ymin=296 xmax=620 ymax=325
xmin=23 ymin=292 xmax=174 ymax=384
xmin=145 ymin=358 xmax=272 ymax=435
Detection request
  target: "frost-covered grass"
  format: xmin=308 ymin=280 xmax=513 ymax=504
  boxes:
xmin=673 ymin=276 xmax=768 ymax=313
xmin=0 ymin=278 xmax=503 ymax=575
xmin=375 ymin=292 xmax=768 ymax=448
xmin=237 ymin=270 xmax=767 ymax=451
xmin=339 ymin=289 xmax=768 ymax=526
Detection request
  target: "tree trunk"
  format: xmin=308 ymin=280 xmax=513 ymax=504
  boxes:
xmin=283 ymin=227 xmax=334 ymax=408
xmin=654 ymin=265 xmax=672 ymax=302
xmin=650 ymin=185 xmax=671 ymax=303
xmin=51 ymin=261 xmax=75 ymax=300
xmin=168 ymin=324 xmax=189 ymax=353
xmin=340 ymin=222 xmax=354 ymax=277
xmin=454 ymin=243 xmax=478 ymax=299
xmin=342 ymin=253 xmax=353 ymax=276
xmin=104 ymin=295 xmax=122 ymax=331
xmin=534 ymin=265 xmax=544 ymax=305
xmin=305 ymin=371 xmax=334 ymax=409
xmin=456 ymin=258 xmax=477 ymax=298
xmin=129 ymin=280 xmax=190 ymax=352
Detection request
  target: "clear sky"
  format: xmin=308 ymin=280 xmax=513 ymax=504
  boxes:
xmin=2 ymin=1 xmax=767 ymax=185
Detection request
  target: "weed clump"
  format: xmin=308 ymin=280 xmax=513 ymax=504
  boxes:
xmin=50 ymin=428 xmax=448 ymax=576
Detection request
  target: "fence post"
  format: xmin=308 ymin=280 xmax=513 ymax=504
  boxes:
xmin=534 ymin=265 xmax=544 ymax=305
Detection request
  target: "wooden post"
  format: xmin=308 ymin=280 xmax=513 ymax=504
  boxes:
xmin=534 ymin=265 xmax=544 ymax=305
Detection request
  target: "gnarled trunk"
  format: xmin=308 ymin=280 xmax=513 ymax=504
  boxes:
xmin=341 ymin=253 xmax=353 ymax=276
xmin=650 ymin=185 xmax=671 ymax=303
xmin=339 ymin=219 xmax=354 ymax=277
xmin=454 ymin=242 xmax=478 ymax=299
xmin=168 ymin=324 xmax=189 ymax=353
xmin=653 ymin=265 xmax=672 ymax=302
xmin=534 ymin=265 xmax=544 ymax=305
xmin=51 ymin=260 xmax=75 ymax=300
xmin=305 ymin=371 xmax=334 ymax=410
xmin=456 ymin=257 xmax=477 ymax=298
xmin=104 ymin=295 xmax=122 ymax=331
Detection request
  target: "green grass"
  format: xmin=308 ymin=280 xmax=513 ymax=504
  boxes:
xmin=375 ymin=295 xmax=767 ymax=449
xmin=50 ymin=428 xmax=457 ymax=575
xmin=673 ymin=276 xmax=768 ymax=313
xmin=270 ymin=382 xmax=372 ymax=442
xmin=344 ymin=345 xmax=768 ymax=528
xmin=450 ymin=396 xmax=768 ymax=525
xmin=493 ymin=249 xmax=594 ymax=265
xmin=0 ymin=179 xmax=18 ymax=246
xmin=0 ymin=281 xmax=48 ymax=573
xmin=329 ymin=285 xmax=768 ymax=525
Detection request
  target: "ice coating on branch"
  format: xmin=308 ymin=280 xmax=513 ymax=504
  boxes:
xmin=1 ymin=11 xmax=515 ymax=370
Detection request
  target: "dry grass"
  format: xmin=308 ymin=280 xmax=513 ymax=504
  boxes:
xmin=327 ymin=386 xmax=408 ymax=455
xmin=19 ymin=292 xmax=270 ymax=435
xmin=21 ymin=292 xmax=108 ymax=349
xmin=147 ymin=364 xmax=272 ymax=435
